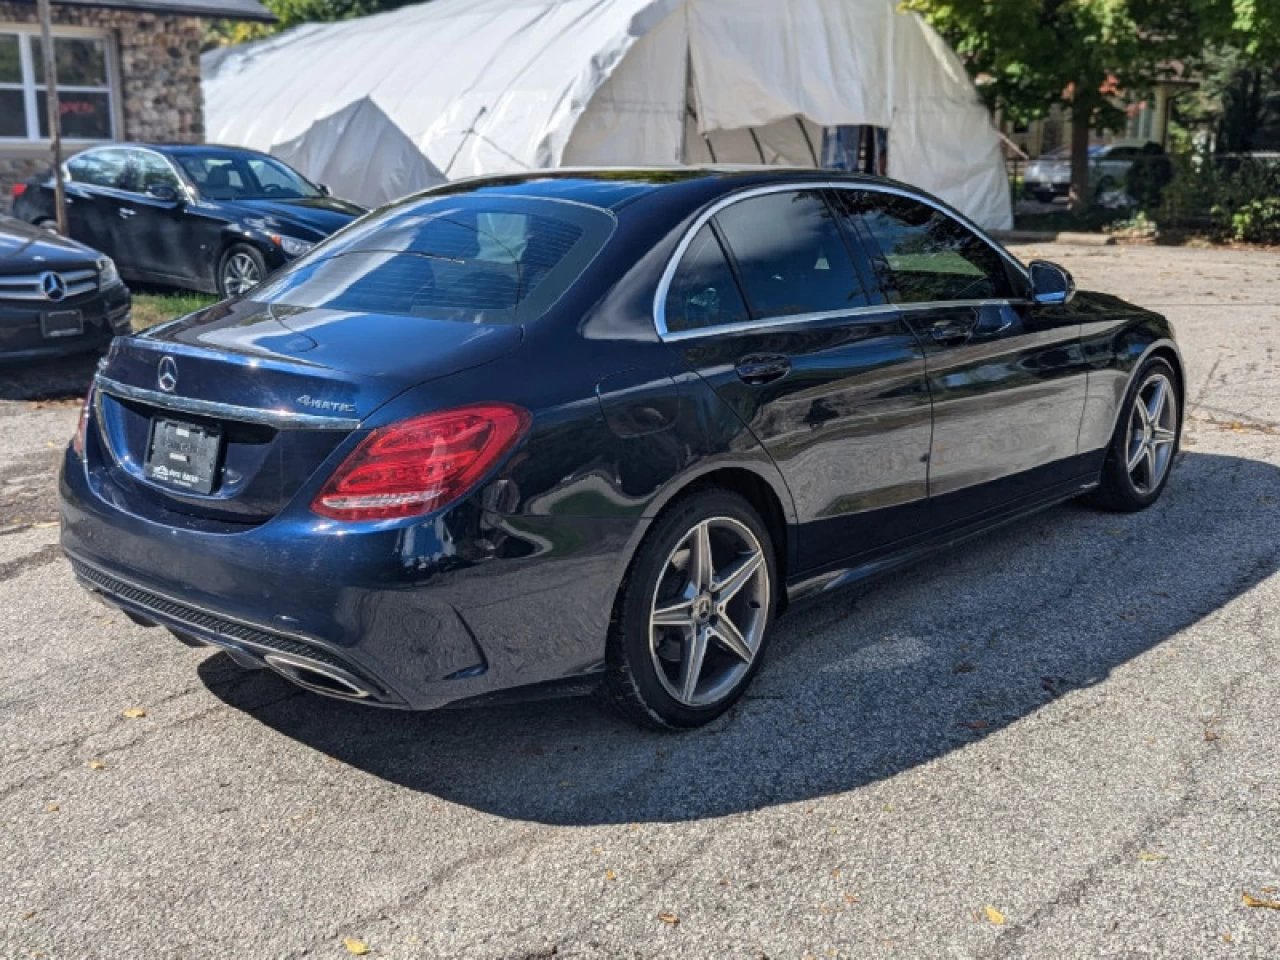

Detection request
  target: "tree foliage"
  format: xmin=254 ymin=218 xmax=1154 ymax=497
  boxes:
xmin=205 ymin=0 xmax=421 ymax=48
xmin=904 ymin=0 xmax=1280 ymax=211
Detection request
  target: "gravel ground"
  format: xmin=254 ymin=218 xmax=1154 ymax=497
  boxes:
xmin=2 ymin=243 xmax=1278 ymax=960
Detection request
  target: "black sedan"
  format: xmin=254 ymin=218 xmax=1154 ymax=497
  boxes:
xmin=13 ymin=144 xmax=365 ymax=298
xmin=60 ymin=169 xmax=1182 ymax=729
xmin=0 ymin=215 xmax=130 ymax=361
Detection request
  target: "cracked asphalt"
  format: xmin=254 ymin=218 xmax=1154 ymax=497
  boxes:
xmin=2 ymin=243 xmax=1279 ymax=959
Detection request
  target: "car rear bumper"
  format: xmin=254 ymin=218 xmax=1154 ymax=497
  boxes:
xmin=59 ymin=446 xmax=641 ymax=710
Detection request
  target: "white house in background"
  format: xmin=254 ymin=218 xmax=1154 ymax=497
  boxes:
xmin=201 ymin=0 xmax=1013 ymax=230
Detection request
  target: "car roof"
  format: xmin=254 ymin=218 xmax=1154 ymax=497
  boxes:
xmin=417 ymin=166 xmax=899 ymax=212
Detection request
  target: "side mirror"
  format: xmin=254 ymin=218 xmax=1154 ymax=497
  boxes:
xmin=1029 ymin=260 xmax=1076 ymax=305
xmin=317 ymin=183 xmax=332 ymax=197
xmin=146 ymin=183 xmax=181 ymax=204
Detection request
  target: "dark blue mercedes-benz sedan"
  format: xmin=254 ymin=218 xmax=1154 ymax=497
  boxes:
xmin=59 ymin=168 xmax=1183 ymax=728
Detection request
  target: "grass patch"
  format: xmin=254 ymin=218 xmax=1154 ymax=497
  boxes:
xmin=131 ymin=292 xmax=218 ymax=331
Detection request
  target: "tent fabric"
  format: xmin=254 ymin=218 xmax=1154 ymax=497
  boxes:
xmin=272 ymin=98 xmax=446 ymax=208
xmin=203 ymin=0 xmax=1012 ymax=229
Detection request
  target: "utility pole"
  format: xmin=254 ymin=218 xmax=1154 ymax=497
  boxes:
xmin=36 ymin=0 xmax=67 ymax=235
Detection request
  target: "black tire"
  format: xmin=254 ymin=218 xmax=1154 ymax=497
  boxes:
xmin=1033 ymin=190 xmax=1056 ymax=204
xmin=1085 ymin=356 xmax=1181 ymax=512
xmin=601 ymin=488 xmax=778 ymax=730
xmin=217 ymin=243 xmax=266 ymax=298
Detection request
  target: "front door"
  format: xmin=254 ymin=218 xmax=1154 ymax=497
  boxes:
xmin=831 ymin=188 xmax=1090 ymax=524
xmin=660 ymin=187 xmax=934 ymax=574
xmin=115 ymin=149 xmax=198 ymax=284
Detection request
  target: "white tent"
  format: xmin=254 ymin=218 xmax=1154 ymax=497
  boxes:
xmin=202 ymin=0 xmax=1013 ymax=229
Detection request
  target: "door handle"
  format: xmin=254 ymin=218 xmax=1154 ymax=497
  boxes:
xmin=118 ymin=207 xmax=137 ymax=219
xmin=929 ymin=318 xmax=974 ymax=345
xmin=735 ymin=354 xmax=792 ymax=385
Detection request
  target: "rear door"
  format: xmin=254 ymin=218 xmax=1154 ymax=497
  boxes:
xmin=831 ymin=188 xmax=1089 ymax=523
xmin=63 ymin=148 xmax=132 ymax=256
xmin=660 ymin=186 xmax=933 ymax=574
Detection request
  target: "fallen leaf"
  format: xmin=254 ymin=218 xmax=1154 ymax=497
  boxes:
xmin=1243 ymin=891 xmax=1280 ymax=910
xmin=605 ymin=870 xmax=616 ymax=881
xmin=656 ymin=911 xmax=680 ymax=926
xmin=983 ymin=904 xmax=1006 ymax=925
xmin=21 ymin=911 xmax=36 ymax=920
xmin=953 ymin=662 xmax=976 ymax=674
xmin=1223 ymin=932 xmax=1233 ymax=943
xmin=44 ymin=803 xmax=58 ymax=813
xmin=966 ymin=720 xmax=990 ymax=730
xmin=1137 ymin=852 xmax=1168 ymax=862
xmin=342 ymin=937 xmax=370 ymax=955
xmin=831 ymin=869 xmax=841 ymax=878
xmin=591 ymin=846 xmax=602 ymax=855
xmin=121 ymin=707 xmax=147 ymax=719
xmin=86 ymin=760 xmax=106 ymax=770
xmin=844 ymin=893 xmax=859 ymax=904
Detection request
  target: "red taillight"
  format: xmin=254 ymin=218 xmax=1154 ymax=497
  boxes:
xmin=11 ymin=183 xmax=26 ymax=198
xmin=312 ymin=403 xmax=531 ymax=522
xmin=71 ymin=382 xmax=94 ymax=458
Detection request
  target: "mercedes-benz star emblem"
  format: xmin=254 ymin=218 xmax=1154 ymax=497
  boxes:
xmin=39 ymin=271 xmax=68 ymax=303
xmin=157 ymin=356 xmax=178 ymax=393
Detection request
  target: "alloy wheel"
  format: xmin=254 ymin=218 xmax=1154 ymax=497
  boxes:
xmin=223 ymin=252 xmax=261 ymax=296
xmin=649 ymin=516 xmax=770 ymax=708
xmin=1125 ymin=371 xmax=1177 ymax=494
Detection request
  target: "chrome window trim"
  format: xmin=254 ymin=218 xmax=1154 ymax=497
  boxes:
xmin=94 ymin=375 xmax=361 ymax=431
xmin=652 ymin=179 xmax=1029 ymax=342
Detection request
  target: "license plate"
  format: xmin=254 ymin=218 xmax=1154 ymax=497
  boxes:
xmin=144 ymin=418 xmax=222 ymax=494
xmin=41 ymin=309 xmax=83 ymax=339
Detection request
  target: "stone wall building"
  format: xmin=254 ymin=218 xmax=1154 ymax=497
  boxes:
xmin=1 ymin=0 xmax=272 ymax=204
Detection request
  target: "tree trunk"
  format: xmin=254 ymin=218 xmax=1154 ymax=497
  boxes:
xmin=1068 ymin=106 xmax=1092 ymax=217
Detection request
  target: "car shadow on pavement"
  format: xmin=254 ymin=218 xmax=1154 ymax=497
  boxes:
xmin=0 ymin=353 xmax=99 ymax=402
xmin=201 ymin=450 xmax=1280 ymax=825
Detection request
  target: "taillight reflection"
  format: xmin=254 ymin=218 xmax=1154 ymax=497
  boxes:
xmin=71 ymin=382 xmax=94 ymax=458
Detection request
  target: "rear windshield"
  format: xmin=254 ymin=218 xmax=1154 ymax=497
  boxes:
xmin=252 ymin=195 xmax=615 ymax=325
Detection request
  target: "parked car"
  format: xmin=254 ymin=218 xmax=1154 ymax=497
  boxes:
xmin=0 ymin=214 xmax=130 ymax=362
xmin=13 ymin=144 xmax=365 ymax=298
xmin=1023 ymin=140 xmax=1169 ymax=203
xmin=60 ymin=169 xmax=1183 ymax=729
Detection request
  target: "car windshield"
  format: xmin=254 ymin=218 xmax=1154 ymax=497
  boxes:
xmin=251 ymin=195 xmax=615 ymax=326
xmin=176 ymin=151 xmax=321 ymax=201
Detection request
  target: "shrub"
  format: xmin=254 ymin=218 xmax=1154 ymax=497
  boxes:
xmin=1229 ymin=198 xmax=1280 ymax=244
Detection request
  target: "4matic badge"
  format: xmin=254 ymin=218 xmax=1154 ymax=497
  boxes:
xmin=296 ymin=395 xmax=357 ymax=414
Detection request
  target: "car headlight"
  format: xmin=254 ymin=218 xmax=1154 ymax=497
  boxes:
xmin=97 ymin=257 xmax=120 ymax=288
xmin=273 ymin=234 xmax=316 ymax=258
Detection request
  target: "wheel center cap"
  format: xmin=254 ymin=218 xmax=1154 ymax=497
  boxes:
xmin=692 ymin=594 xmax=713 ymax=623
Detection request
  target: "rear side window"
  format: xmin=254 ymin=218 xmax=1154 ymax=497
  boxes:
xmin=832 ymin=191 xmax=1013 ymax=304
xmin=67 ymin=149 xmax=129 ymax=189
xmin=664 ymin=224 xmax=750 ymax=333
xmin=714 ymin=190 xmax=868 ymax=318
xmin=253 ymin=196 xmax=614 ymax=325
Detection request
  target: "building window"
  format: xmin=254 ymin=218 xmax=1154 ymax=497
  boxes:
xmin=0 ymin=28 xmax=116 ymax=142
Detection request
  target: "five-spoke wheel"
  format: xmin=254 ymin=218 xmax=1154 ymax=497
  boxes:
xmin=604 ymin=489 xmax=776 ymax=728
xmin=1089 ymin=356 xmax=1182 ymax=512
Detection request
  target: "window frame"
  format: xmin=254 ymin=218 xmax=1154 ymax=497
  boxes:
xmin=653 ymin=180 xmax=1029 ymax=342
xmin=0 ymin=23 xmax=119 ymax=145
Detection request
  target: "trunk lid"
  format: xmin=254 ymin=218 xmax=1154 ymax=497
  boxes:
xmin=91 ymin=298 xmax=522 ymax=524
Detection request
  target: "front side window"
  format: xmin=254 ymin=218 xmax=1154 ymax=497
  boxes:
xmin=0 ymin=30 xmax=115 ymax=142
xmin=714 ymin=190 xmax=868 ymax=318
xmin=67 ymin=148 xmax=130 ymax=189
xmin=176 ymin=151 xmax=321 ymax=201
xmin=131 ymin=151 xmax=182 ymax=194
xmin=664 ymin=224 xmax=750 ymax=333
xmin=833 ymin=191 xmax=1014 ymax=304
xmin=253 ymin=196 xmax=614 ymax=326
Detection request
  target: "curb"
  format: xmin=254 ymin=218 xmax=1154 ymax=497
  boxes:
xmin=993 ymin=230 xmax=1117 ymax=247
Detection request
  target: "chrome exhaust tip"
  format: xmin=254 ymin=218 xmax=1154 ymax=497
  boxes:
xmin=262 ymin=654 xmax=373 ymax=700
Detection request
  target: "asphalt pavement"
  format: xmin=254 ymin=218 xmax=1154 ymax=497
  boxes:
xmin=2 ymin=243 xmax=1278 ymax=959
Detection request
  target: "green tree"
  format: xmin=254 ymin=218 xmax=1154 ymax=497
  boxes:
xmin=904 ymin=0 xmax=1280 ymax=214
xmin=205 ymin=0 xmax=421 ymax=48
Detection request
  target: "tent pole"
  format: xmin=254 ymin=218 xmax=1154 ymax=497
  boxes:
xmin=748 ymin=128 xmax=766 ymax=164
xmin=680 ymin=27 xmax=691 ymax=164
